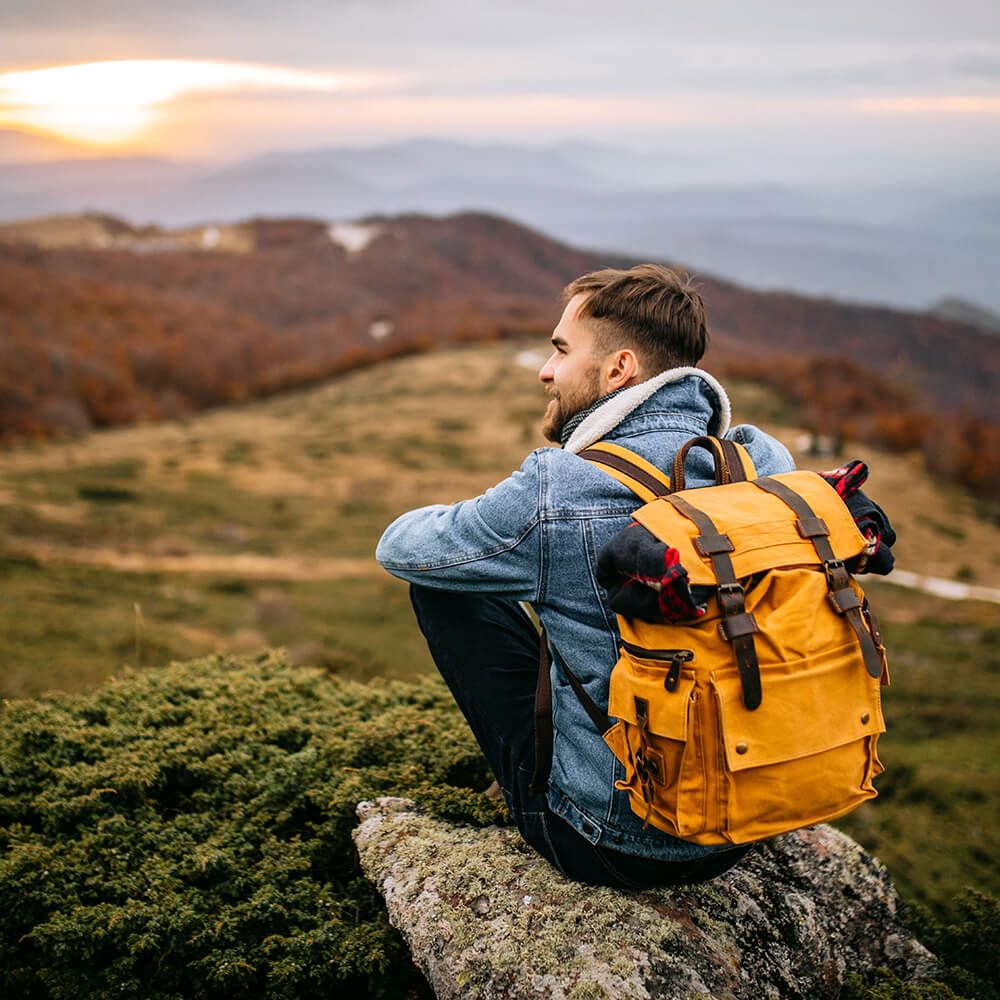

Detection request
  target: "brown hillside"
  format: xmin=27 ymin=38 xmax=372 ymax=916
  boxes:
xmin=1 ymin=211 xmax=997 ymax=495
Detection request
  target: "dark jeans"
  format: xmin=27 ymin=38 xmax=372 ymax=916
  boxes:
xmin=409 ymin=584 xmax=751 ymax=890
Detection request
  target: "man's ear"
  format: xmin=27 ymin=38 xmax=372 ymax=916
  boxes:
xmin=602 ymin=349 xmax=642 ymax=391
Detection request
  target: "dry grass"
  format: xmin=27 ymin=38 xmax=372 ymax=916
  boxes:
xmin=1 ymin=340 xmax=997 ymax=702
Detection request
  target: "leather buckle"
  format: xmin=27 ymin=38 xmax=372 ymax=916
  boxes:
xmin=823 ymin=559 xmax=849 ymax=589
xmin=828 ymin=587 xmax=862 ymax=614
xmin=717 ymin=581 xmax=746 ymax=615
xmin=719 ymin=612 xmax=760 ymax=641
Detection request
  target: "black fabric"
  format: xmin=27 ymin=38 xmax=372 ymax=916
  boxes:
xmin=409 ymin=584 xmax=751 ymax=889
xmin=596 ymin=521 xmax=709 ymax=623
xmin=529 ymin=631 xmax=554 ymax=796
xmin=819 ymin=461 xmax=897 ymax=575
xmin=843 ymin=489 xmax=896 ymax=575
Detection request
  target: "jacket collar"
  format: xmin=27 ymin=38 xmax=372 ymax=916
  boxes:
xmin=562 ymin=367 xmax=732 ymax=455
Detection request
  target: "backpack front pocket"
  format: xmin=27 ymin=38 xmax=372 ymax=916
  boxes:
xmin=606 ymin=645 xmax=707 ymax=838
xmin=710 ymin=640 xmax=885 ymax=841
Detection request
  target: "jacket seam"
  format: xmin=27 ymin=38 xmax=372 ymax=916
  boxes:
xmin=542 ymin=507 xmax=642 ymax=519
xmin=612 ymin=417 xmax=708 ymax=434
xmin=538 ymin=449 xmax=549 ymax=603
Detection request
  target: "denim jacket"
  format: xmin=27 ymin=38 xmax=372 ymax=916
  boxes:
xmin=376 ymin=371 xmax=795 ymax=860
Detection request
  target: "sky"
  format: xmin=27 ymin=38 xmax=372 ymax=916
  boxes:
xmin=1 ymin=1 xmax=998 ymax=185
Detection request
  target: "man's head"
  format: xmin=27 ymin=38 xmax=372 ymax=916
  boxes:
xmin=538 ymin=264 xmax=708 ymax=443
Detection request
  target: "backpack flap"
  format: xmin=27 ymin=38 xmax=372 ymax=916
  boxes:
xmin=632 ymin=470 xmax=868 ymax=585
xmin=713 ymin=647 xmax=885 ymax=773
xmin=711 ymin=644 xmax=886 ymax=839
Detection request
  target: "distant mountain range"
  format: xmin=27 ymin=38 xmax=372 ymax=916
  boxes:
xmin=2 ymin=206 xmax=996 ymax=414
xmin=1 ymin=132 xmax=997 ymax=313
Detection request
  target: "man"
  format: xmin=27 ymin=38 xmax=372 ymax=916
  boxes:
xmin=376 ymin=264 xmax=796 ymax=889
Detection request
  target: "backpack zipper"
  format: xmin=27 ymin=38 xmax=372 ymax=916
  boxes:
xmin=621 ymin=641 xmax=694 ymax=662
xmin=620 ymin=641 xmax=694 ymax=692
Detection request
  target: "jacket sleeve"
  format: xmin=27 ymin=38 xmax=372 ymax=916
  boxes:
xmin=726 ymin=424 xmax=796 ymax=475
xmin=374 ymin=450 xmax=544 ymax=601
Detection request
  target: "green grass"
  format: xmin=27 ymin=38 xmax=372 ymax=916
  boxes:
xmin=0 ymin=655 xmax=502 ymax=999
xmin=0 ymin=556 xmax=431 ymax=700
xmin=834 ymin=612 xmax=1000 ymax=918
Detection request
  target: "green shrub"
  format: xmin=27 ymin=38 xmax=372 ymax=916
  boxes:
xmin=840 ymin=971 xmax=962 ymax=999
xmin=0 ymin=653 xmax=506 ymax=999
xmin=3 ymin=653 xmax=994 ymax=1000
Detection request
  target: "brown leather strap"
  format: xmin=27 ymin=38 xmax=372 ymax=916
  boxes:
xmin=719 ymin=439 xmax=751 ymax=483
xmin=528 ymin=630 xmax=554 ymax=795
xmin=563 ymin=656 xmax=614 ymax=735
xmin=578 ymin=447 xmax=671 ymax=499
xmin=672 ymin=435 xmax=735 ymax=491
xmin=531 ymin=630 xmax=613 ymax=789
xmin=666 ymin=494 xmax=762 ymax=710
xmin=753 ymin=476 xmax=883 ymax=679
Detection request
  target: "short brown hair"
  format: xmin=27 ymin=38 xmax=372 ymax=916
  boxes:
xmin=563 ymin=264 xmax=708 ymax=373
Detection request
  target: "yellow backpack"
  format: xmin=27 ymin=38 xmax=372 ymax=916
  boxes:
xmin=573 ymin=435 xmax=889 ymax=845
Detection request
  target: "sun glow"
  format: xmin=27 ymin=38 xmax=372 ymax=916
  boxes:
xmin=853 ymin=96 xmax=1000 ymax=115
xmin=0 ymin=59 xmax=352 ymax=147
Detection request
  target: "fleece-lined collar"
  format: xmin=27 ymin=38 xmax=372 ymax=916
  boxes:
xmin=562 ymin=367 xmax=732 ymax=455
xmin=558 ymin=385 xmax=630 ymax=447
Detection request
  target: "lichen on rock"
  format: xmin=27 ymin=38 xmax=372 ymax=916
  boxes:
xmin=353 ymin=797 xmax=937 ymax=1000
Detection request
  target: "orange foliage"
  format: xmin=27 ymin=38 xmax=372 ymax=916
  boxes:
xmin=1 ymin=212 xmax=996 ymax=499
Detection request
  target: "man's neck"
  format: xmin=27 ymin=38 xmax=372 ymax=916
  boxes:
xmin=559 ymin=386 xmax=631 ymax=447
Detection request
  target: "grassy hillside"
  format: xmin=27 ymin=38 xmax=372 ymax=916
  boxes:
xmin=3 ymin=212 xmax=998 ymax=495
xmin=1 ymin=341 xmax=998 ymax=926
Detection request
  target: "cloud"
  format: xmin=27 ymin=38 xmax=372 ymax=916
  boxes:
xmin=0 ymin=58 xmax=391 ymax=145
xmin=854 ymin=96 xmax=1000 ymax=114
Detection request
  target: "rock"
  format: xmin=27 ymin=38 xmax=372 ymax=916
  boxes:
xmin=352 ymin=797 xmax=936 ymax=1000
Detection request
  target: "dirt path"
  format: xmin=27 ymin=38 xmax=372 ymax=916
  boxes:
xmin=7 ymin=538 xmax=999 ymax=603
xmin=885 ymin=569 xmax=1000 ymax=606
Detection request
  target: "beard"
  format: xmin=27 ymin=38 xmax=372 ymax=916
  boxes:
xmin=541 ymin=367 xmax=602 ymax=444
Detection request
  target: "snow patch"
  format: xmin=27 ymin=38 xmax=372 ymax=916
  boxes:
xmin=886 ymin=570 xmax=1000 ymax=605
xmin=328 ymin=222 xmax=381 ymax=254
xmin=515 ymin=349 xmax=547 ymax=369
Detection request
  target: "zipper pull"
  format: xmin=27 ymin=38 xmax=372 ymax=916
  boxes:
xmin=664 ymin=656 xmax=683 ymax=692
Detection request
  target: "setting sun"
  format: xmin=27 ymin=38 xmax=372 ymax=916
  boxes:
xmin=0 ymin=59 xmax=353 ymax=147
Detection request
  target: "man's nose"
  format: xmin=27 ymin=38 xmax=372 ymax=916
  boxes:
xmin=538 ymin=354 xmax=556 ymax=384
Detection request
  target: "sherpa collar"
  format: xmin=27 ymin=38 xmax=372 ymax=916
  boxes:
xmin=558 ymin=385 xmax=630 ymax=447
xmin=562 ymin=367 xmax=732 ymax=455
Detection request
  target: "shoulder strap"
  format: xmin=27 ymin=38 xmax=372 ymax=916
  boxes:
xmin=529 ymin=628 xmax=612 ymax=795
xmin=579 ymin=441 xmax=672 ymax=502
